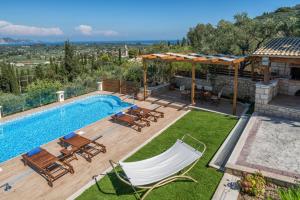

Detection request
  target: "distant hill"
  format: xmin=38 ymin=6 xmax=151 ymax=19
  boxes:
xmin=0 ymin=37 xmax=33 ymax=44
xmin=256 ymin=4 xmax=299 ymax=21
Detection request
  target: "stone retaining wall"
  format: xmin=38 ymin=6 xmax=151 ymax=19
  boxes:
xmin=255 ymin=80 xmax=278 ymax=105
xmin=278 ymin=79 xmax=300 ymax=95
xmin=254 ymin=80 xmax=300 ymax=120
xmin=255 ymin=103 xmax=300 ymax=120
xmin=173 ymin=75 xmax=256 ymax=101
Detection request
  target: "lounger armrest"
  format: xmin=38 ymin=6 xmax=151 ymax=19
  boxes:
xmin=181 ymin=134 xmax=206 ymax=154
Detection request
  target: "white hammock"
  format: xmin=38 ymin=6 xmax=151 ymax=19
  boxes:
xmin=110 ymin=134 xmax=206 ymax=200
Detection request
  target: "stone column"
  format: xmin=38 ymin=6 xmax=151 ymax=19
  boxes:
xmin=255 ymin=80 xmax=278 ymax=112
xmin=97 ymin=82 xmax=103 ymax=91
xmin=56 ymin=91 xmax=65 ymax=102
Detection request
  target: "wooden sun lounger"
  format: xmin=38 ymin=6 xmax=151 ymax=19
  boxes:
xmin=112 ymin=113 xmax=150 ymax=132
xmin=22 ymin=148 xmax=74 ymax=187
xmin=60 ymin=133 xmax=106 ymax=162
xmin=129 ymin=106 xmax=164 ymax=122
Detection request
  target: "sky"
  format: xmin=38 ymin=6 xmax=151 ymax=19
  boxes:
xmin=0 ymin=0 xmax=298 ymax=41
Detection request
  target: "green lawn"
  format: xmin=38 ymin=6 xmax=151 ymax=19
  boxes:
xmin=77 ymin=110 xmax=238 ymax=200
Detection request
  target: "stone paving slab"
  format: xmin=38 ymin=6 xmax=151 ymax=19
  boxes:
xmin=227 ymin=113 xmax=300 ymax=184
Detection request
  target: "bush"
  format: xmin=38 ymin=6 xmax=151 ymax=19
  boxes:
xmin=122 ymin=65 xmax=143 ymax=83
xmin=0 ymin=93 xmax=25 ymax=116
xmin=25 ymin=80 xmax=62 ymax=106
xmin=278 ymin=186 xmax=300 ymax=200
xmin=238 ymin=172 xmax=266 ymax=198
xmin=64 ymin=76 xmax=98 ymax=99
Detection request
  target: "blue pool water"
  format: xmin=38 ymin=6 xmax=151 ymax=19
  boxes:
xmin=0 ymin=95 xmax=132 ymax=163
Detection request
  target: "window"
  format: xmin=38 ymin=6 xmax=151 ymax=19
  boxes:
xmin=290 ymin=67 xmax=300 ymax=80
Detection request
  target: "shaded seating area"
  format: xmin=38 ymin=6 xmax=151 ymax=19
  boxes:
xmin=129 ymin=105 xmax=164 ymax=122
xmin=112 ymin=112 xmax=150 ymax=132
xmin=109 ymin=134 xmax=206 ymax=200
xmin=59 ymin=132 xmax=106 ymax=162
xmin=22 ymin=147 xmax=74 ymax=187
xmin=142 ymin=53 xmax=248 ymax=115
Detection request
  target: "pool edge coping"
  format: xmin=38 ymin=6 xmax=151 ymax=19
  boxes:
xmin=0 ymin=93 xmax=132 ymax=165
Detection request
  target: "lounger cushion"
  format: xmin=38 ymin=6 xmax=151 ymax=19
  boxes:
xmin=115 ymin=112 xmax=125 ymax=117
xmin=64 ymin=132 xmax=76 ymax=140
xmin=27 ymin=147 xmax=41 ymax=157
xmin=130 ymin=105 xmax=139 ymax=110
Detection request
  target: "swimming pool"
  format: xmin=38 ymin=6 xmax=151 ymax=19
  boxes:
xmin=0 ymin=95 xmax=132 ymax=163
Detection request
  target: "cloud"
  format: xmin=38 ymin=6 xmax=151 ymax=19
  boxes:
xmin=75 ymin=25 xmax=93 ymax=35
xmin=0 ymin=20 xmax=63 ymax=36
xmin=75 ymin=24 xmax=118 ymax=37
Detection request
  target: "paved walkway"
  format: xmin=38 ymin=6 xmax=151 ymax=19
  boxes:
xmin=0 ymin=91 xmax=187 ymax=200
xmin=227 ymin=113 xmax=300 ymax=184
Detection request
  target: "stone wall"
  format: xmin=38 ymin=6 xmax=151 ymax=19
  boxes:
xmin=255 ymin=80 xmax=278 ymax=105
xmin=255 ymin=103 xmax=300 ymax=120
xmin=278 ymin=78 xmax=300 ymax=95
xmin=270 ymin=62 xmax=290 ymax=78
xmin=173 ymin=75 xmax=256 ymax=101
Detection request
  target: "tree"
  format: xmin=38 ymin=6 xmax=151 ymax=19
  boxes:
xmin=128 ymin=49 xmax=138 ymax=58
xmin=34 ymin=65 xmax=44 ymax=80
xmin=187 ymin=23 xmax=216 ymax=54
xmin=118 ymin=48 xmax=122 ymax=65
xmin=63 ymin=40 xmax=77 ymax=81
xmin=181 ymin=37 xmax=187 ymax=46
xmin=1 ymin=63 xmax=20 ymax=94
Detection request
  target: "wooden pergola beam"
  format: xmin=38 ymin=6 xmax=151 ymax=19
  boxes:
xmin=191 ymin=63 xmax=196 ymax=105
xmin=142 ymin=53 xmax=246 ymax=116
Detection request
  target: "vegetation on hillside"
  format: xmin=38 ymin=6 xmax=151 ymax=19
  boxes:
xmin=187 ymin=4 xmax=300 ymax=55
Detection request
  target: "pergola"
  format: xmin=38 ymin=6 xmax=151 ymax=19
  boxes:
xmin=142 ymin=53 xmax=247 ymax=115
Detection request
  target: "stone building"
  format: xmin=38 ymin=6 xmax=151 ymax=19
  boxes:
xmin=252 ymin=37 xmax=300 ymax=120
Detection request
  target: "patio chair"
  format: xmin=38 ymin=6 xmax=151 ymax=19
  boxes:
xmin=109 ymin=134 xmax=206 ymax=200
xmin=22 ymin=147 xmax=74 ymax=187
xmin=59 ymin=132 xmax=106 ymax=162
xmin=112 ymin=112 xmax=150 ymax=132
xmin=129 ymin=105 xmax=164 ymax=122
xmin=211 ymin=88 xmax=223 ymax=105
xmin=180 ymin=85 xmax=190 ymax=99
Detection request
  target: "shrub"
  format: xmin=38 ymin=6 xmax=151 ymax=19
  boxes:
xmin=238 ymin=172 xmax=266 ymax=198
xmin=25 ymin=80 xmax=62 ymax=106
xmin=0 ymin=93 xmax=25 ymax=116
xmin=278 ymin=186 xmax=300 ymax=200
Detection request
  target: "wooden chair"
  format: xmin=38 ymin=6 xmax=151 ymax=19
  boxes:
xmin=129 ymin=105 xmax=164 ymax=122
xmin=112 ymin=112 xmax=150 ymax=132
xmin=22 ymin=147 xmax=74 ymax=187
xmin=180 ymin=85 xmax=190 ymax=99
xmin=60 ymin=133 xmax=106 ymax=162
xmin=211 ymin=88 xmax=223 ymax=105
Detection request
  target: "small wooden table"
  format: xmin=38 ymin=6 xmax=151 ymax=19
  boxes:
xmin=60 ymin=147 xmax=78 ymax=163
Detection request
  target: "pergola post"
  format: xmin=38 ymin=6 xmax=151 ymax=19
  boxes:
xmin=191 ymin=63 xmax=196 ymax=105
xmin=232 ymin=63 xmax=238 ymax=115
xmin=251 ymin=61 xmax=254 ymax=81
xmin=143 ymin=60 xmax=147 ymax=101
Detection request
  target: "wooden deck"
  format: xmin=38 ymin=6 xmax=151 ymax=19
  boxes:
xmin=0 ymin=91 xmax=187 ymax=200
